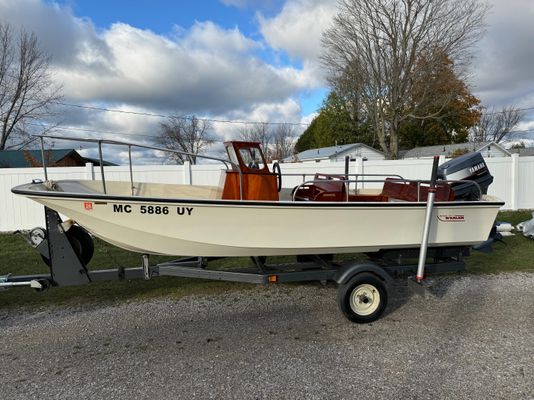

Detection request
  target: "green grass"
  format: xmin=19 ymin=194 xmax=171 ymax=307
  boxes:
xmin=1 ymin=210 xmax=533 ymax=309
xmin=463 ymin=210 xmax=534 ymax=274
xmin=0 ymin=235 xmax=256 ymax=309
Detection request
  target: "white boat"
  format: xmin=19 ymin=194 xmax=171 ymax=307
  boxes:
xmin=12 ymin=138 xmax=504 ymax=257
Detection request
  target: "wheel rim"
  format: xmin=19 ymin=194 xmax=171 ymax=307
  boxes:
xmin=349 ymin=284 xmax=380 ymax=316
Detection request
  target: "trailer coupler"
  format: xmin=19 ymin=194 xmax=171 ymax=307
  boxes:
xmin=0 ymin=275 xmax=50 ymax=291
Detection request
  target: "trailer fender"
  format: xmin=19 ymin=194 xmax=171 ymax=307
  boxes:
xmin=334 ymin=262 xmax=394 ymax=286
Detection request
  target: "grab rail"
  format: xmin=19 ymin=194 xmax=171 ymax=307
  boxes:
xmin=291 ymin=178 xmax=483 ymax=202
xmin=34 ymin=135 xmax=483 ymax=203
xmin=35 ymin=134 xmax=240 ymax=195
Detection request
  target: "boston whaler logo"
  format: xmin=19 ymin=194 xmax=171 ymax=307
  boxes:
xmin=437 ymin=214 xmax=465 ymax=222
xmin=84 ymin=202 xmax=93 ymax=211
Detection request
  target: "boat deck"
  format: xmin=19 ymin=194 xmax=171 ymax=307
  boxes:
xmin=42 ymin=180 xmax=224 ymax=200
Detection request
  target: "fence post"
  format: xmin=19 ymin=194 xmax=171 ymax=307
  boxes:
xmin=355 ymin=157 xmax=363 ymax=175
xmin=355 ymin=157 xmax=363 ymax=191
xmin=183 ymin=161 xmax=192 ymax=185
xmin=85 ymin=162 xmax=95 ymax=180
xmin=511 ymin=153 xmax=519 ymax=210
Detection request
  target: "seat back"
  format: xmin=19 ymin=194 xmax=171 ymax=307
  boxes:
xmin=293 ymin=174 xmax=347 ymax=202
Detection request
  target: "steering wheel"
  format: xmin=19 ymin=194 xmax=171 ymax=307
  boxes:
xmin=272 ymin=162 xmax=282 ymax=192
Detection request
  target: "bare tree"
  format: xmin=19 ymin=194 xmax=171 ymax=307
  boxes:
xmin=271 ymin=123 xmax=295 ymax=161
xmin=157 ymin=115 xmax=215 ymax=164
xmin=238 ymin=122 xmax=273 ymax=159
xmin=471 ymin=106 xmax=524 ymax=143
xmin=321 ymin=0 xmax=489 ymax=158
xmin=0 ymin=23 xmax=61 ymax=150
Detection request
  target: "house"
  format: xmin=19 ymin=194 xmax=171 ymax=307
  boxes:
xmin=0 ymin=149 xmax=117 ymax=168
xmin=285 ymin=143 xmax=385 ymax=163
xmin=508 ymin=147 xmax=534 ymax=157
xmin=401 ymin=141 xmax=511 ymax=159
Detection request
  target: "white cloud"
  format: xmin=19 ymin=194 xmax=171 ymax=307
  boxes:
xmin=258 ymin=0 xmax=337 ymax=61
xmin=50 ymin=21 xmax=315 ymax=114
xmin=52 ymin=102 xmax=163 ymax=148
xmin=469 ymin=0 xmax=534 ymax=109
xmin=212 ymin=98 xmax=304 ymax=140
xmin=220 ymin=0 xmax=249 ymax=8
xmin=177 ymin=21 xmax=260 ymax=54
xmin=300 ymin=111 xmax=318 ymax=126
xmin=220 ymin=0 xmax=281 ymax=9
xmin=0 ymin=0 xmax=111 ymax=68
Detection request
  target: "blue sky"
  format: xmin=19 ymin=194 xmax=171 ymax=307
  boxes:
xmin=61 ymin=0 xmax=282 ymax=35
xmin=1 ymin=0 xmax=534 ymax=160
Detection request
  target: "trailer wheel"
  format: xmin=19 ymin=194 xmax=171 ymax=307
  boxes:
xmin=66 ymin=225 xmax=94 ymax=266
xmin=337 ymin=273 xmax=388 ymax=323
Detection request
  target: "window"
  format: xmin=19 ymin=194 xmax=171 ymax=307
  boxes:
xmin=239 ymin=148 xmax=264 ymax=169
xmin=227 ymin=145 xmax=238 ymax=165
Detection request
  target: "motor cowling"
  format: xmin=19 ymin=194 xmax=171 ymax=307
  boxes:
xmin=437 ymin=151 xmax=494 ymax=200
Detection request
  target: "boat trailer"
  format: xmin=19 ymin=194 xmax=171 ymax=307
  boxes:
xmin=1 ymin=205 xmax=470 ymax=323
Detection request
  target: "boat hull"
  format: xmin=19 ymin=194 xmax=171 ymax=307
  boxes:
xmin=16 ymin=191 xmax=502 ymax=257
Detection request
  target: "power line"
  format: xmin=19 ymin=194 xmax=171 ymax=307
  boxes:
xmin=5 ymin=137 xmax=40 ymax=150
xmin=510 ymin=128 xmax=534 ymax=134
xmin=54 ymin=100 xmax=534 ymax=119
xmin=50 ymin=100 xmax=534 ymax=135
xmin=53 ymin=101 xmax=311 ymax=127
xmin=41 ymin=123 xmax=155 ymax=138
xmin=482 ymin=107 xmax=534 ymax=115
xmin=21 ymin=104 xmax=534 ymax=148
xmin=25 ymin=122 xmax=229 ymax=144
xmin=54 ymin=102 xmax=170 ymax=119
xmin=482 ymin=106 xmax=534 ymax=115
xmin=26 ymin=119 xmax=534 ymax=145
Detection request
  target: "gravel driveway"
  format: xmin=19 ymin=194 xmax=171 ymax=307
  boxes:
xmin=1 ymin=273 xmax=533 ymax=400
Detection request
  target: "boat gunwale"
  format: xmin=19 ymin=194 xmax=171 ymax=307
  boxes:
xmin=11 ymin=184 xmax=505 ymax=208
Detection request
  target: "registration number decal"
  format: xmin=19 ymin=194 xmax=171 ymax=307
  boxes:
xmin=113 ymin=204 xmax=193 ymax=216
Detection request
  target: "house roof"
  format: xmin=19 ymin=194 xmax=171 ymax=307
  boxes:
xmin=0 ymin=149 xmax=117 ymax=168
xmin=0 ymin=149 xmax=77 ymax=168
xmin=286 ymin=143 xmax=383 ymax=162
xmin=83 ymin=157 xmax=118 ymax=166
xmin=509 ymin=147 xmax=534 ymax=157
xmin=401 ymin=142 xmax=511 ymax=158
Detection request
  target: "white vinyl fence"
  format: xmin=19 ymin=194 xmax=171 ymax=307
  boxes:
xmin=1 ymin=154 xmax=532 ymax=231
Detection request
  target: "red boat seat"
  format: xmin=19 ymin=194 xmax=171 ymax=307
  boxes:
xmin=293 ymin=174 xmax=347 ymax=202
xmin=381 ymin=178 xmax=455 ymax=202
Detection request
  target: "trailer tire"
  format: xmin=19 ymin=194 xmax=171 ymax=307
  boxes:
xmin=337 ymin=273 xmax=387 ymax=323
xmin=39 ymin=225 xmax=94 ymax=267
xmin=66 ymin=225 xmax=94 ymax=266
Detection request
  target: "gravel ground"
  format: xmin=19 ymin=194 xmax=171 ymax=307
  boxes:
xmin=1 ymin=273 xmax=533 ymax=400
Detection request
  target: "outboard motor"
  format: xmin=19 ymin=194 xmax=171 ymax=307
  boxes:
xmin=437 ymin=151 xmax=494 ymax=200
